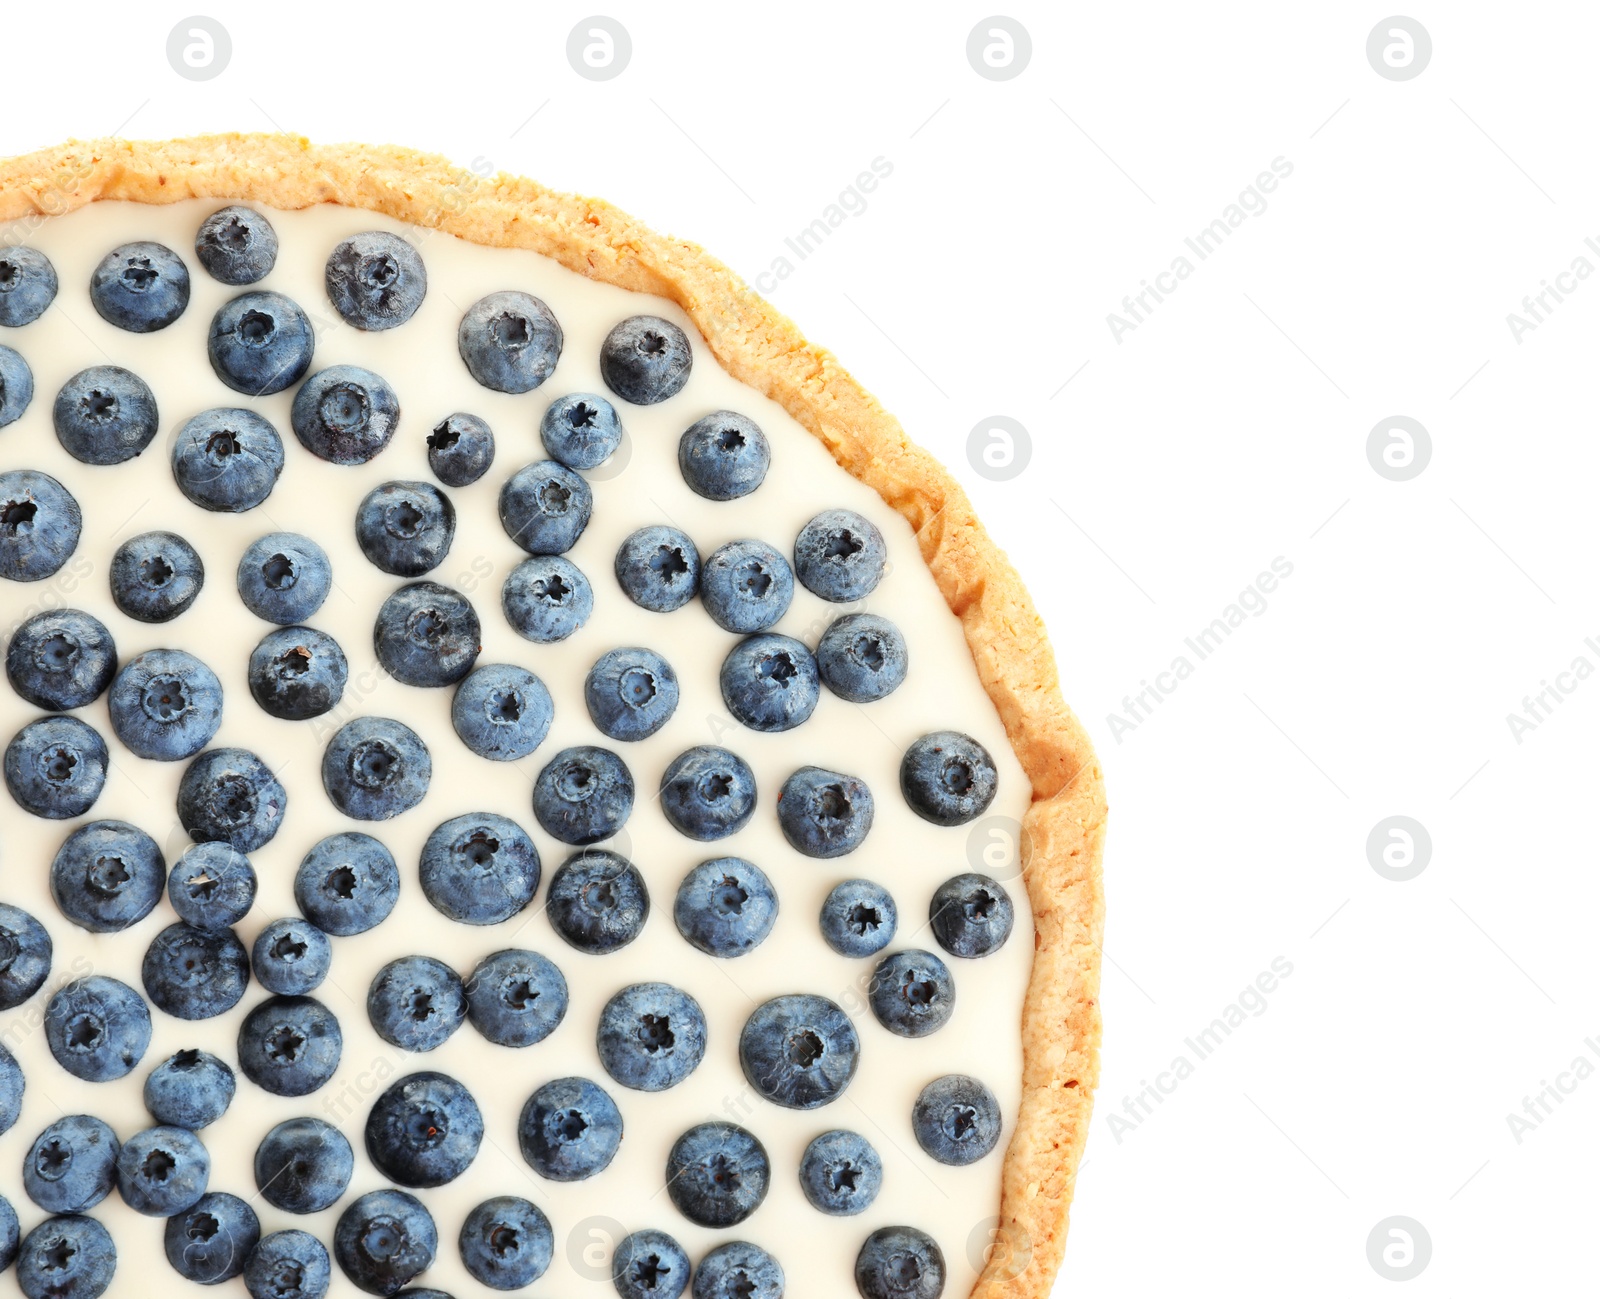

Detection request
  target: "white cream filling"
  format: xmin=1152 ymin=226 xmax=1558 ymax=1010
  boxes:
xmin=0 ymin=198 xmax=1031 ymax=1299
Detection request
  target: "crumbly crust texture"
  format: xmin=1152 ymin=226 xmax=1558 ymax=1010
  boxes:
xmin=0 ymin=134 xmax=1106 ymax=1299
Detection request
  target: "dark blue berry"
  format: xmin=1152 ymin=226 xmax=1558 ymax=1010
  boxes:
xmin=5 ymin=714 xmax=107 ymax=818
xmin=531 ymin=746 xmax=633 ymax=845
xmin=321 ymin=717 xmax=431 ymax=821
xmin=817 ymin=612 xmax=907 ymax=703
xmin=674 ymin=858 xmax=777 ymax=958
xmin=597 ymin=982 xmax=705 ymax=1093
xmin=819 ymin=879 xmax=897 ymax=958
xmin=24 ymin=1115 xmax=118 ymax=1214
xmin=252 ymin=918 xmax=332 ymax=995
xmin=0 ymin=903 xmax=51 ymax=1009
xmin=612 ymin=1229 xmax=691 ymax=1299
xmin=499 ymin=460 xmax=592 ymax=554
xmin=912 ymin=1073 xmax=1001 ymax=1166
xmin=52 ymin=365 xmax=158 ymax=465
xmin=141 ymin=921 xmax=250 ymax=1020
xmin=692 ymin=1242 xmax=783 ymax=1299
xmin=601 ymin=315 xmax=692 ymax=405
xmin=794 ymin=509 xmax=887 ymax=601
xmin=236 ymin=996 xmax=342 ymax=1097
xmin=291 ymin=365 xmax=400 ymax=466
xmin=5 ymin=608 xmax=116 ymax=710
xmin=464 ymin=948 xmax=567 ymax=1048
xmin=17 ymin=1215 xmax=117 ymax=1299
xmin=678 ymin=410 xmax=769 ymax=501
xmin=720 ymin=634 xmax=819 ymax=733
xmin=660 ymin=746 xmax=756 ymax=841
xmin=326 ymin=233 xmax=426 ymax=331
xmin=869 ymin=949 xmax=954 ymax=1039
xmin=777 ymin=766 xmax=873 ymax=857
xmin=248 ymin=626 xmax=348 ymax=721
xmin=208 ymin=292 xmax=315 ymax=396
xmin=798 ymin=1129 xmax=882 ymax=1215
xmin=245 ymin=1230 xmax=331 ymax=1299
xmin=516 ymin=1076 xmax=623 ymax=1182
xmin=458 ymin=291 xmax=562 ymax=392
xmin=450 ymin=663 xmax=552 ymax=761
xmin=420 ymin=813 xmax=540 ymax=925
xmin=426 ymin=413 xmax=494 ymax=487
xmin=929 ymin=872 xmax=1014 ymax=958
xmin=50 ymin=820 xmax=164 ymax=933
xmin=0 ymin=346 xmax=32 ymax=427
xmin=901 ymin=731 xmax=998 ymax=826
xmin=110 ymin=646 xmax=222 ymax=760
xmin=373 ymin=581 xmax=481 ymax=687
xmin=615 ymin=526 xmax=700 ymax=613
xmin=333 ymin=1189 xmax=437 ymax=1296
xmin=0 ymin=470 xmax=81 ymax=581
xmin=168 ymin=842 xmax=257 ymax=931
xmin=0 ymin=246 xmax=57 ymax=324
xmin=547 ymin=850 xmax=648 ymax=954
xmin=254 ymin=1117 xmax=353 ymax=1213
xmin=459 ymin=1195 xmax=552 ymax=1289
xmin=365 ymin=1071 xmax=482 ymax=1187
xmin=237 ymin=532 xmax=333 ymax=624
xmin=664 ymin=1122 xmax=768 ymax=1227
xmin=502 ymin=554 xmax=592 ymax=642
xmin=855 ymin=1226 xmax=945 ymax=1299
xmin=585 ymin=646 xmax=678 ymax=741
xmin=0 ymin=1043 xmax=19 ymax=1132
xmin=143 ymin=1048 xmax=235 ymax=1129
xmin=171 ymin=407 xmax=285 ymax=511
xmin=367 ymin=956 xmax=465 ymax=1053
xmin=165 ymin=1191 xmax=260 ymax=1284
xmin=91 ymin=241 xmax=190 ymax=332
xmin=178 ymin=747 xmax=287 ymax=851
xmin=295 ymin=832 xmax=400 ymax=935
xmin=116 ymin=1124 xmax=208 ymax=1216
xmin=739 ymin=993 xmax=859 ymax=1109
xmin=108 ymin=532 xmax=204 ymax=623
xmin=195 ymin=206 xmax=277 ymax=285
xmin=356 ymin=481 xmax=455 ymax=577
xmin=700 ymin=540 xmax=792 ymax=633
xmin=540 ymin=392 xmax=622 ymax=469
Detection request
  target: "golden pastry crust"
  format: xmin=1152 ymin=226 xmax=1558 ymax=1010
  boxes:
xmin=0 ymin=133 xmax=1106 ymax=1298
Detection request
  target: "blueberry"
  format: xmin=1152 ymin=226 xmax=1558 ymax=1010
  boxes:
xmin=547 ymin=850 xmax=649 ymax=954
xmin=516 ymin=1076 xmax=622 ymax=1182
xmin=855 ymin=1226 xmax=945 ymax=1299
xmin=585 ymin=646 xmax=678 ymax=741
xmin=499 ymin=460 xmax=592 ymax=554
xmin=52 ymin=365 xmax=158 ymax=465
xmin=321 ymin=717 xmax=431 ymax=821
xmin=459 ymin=1195 xmax=552 ymax=1289
xmin=17 ymin=1216 xmax=117 ymax=1299
xmin=817 ymin=613 xmax=908 ymax=703
xmin=0 ymin=903 xmax=51 ymax=1008
xmin=531 ymin=746 xmax=633 ymax=845
xmin=108 ymin=532 xmax=204 ymax=623
xmin=50 ymin=820 xmax=165 ymax=933
xmin=116 ymin=1124 xmax=208 ymax=1216
xmin=458 ymin=291 xmax=562 ymax=393
xmin=0 ymin=470 xmax=81 ymax=581
xmin=616 ymin=526 xmax=700 ymax=613
xmin=659 ymin=746 xmax=756 ymax=842
xmin=5 ymin=714 xmax=107 ymax=818
xmin=450 ymin=663 xmax=552 ymax=761
xmin=208 ymin=292 xmax=314 ymax=396
xmin=291 ymin=365 xmax=401 ymax=465
xmin=719 ymin=634 xmax=819 ymax=733
xmin=0 ymin=345 xmax=32 ymax=426
xmin=464 ymin=948 xmax=567 ymax=1048
xmin=739 ymin=993 xmax=859 ymax=1109
xmin=798 ymin=1129 xmax=882 ymax=1215
xmin=236 ymin=996 xmax=342 ymax=1097
xmin=245 ymin=1230 xmax=332 ymax=1299
xmin=367 ymin=956 xmax=465 ymax=1053
xmin=168 ymin=842 xmax=257 ymax=932
xmin=674 ymin=858 xmax=777 ymax=958
xmin=819 ymin=879 xmax=897 ymax=958
xmin=0 ymin=246 xmax=58 ymax=325
xmin=333 ymin=1189 xmax=437 ymax=1297
xmin=5 ymin=609 xmax=117 ymax=710
xmin=677 ymin=410 xmax=770 ymax=501
xmin=178 ymin=747 xmax=287 ymax=851
xmin=165 ymin=1192 xmax=260 ymax=1284
xmin=171 ymin=407 xmax=286 ymax=511
xmin=901 ymin=731 xmax=998 ymax=827
xmin=0 ymin=1198 xmax=15 ymax=1276
xmin=356 ymin=481 xmax=455 ymax=577
xmin=0 ymin=1044 xmax=20 ymax=1132
xmin=502 ymin=554 xmax=593 ymax=643
xmin=326 ymin=232 xmax=426 ymax=331
xmin=248 ymin=626 xmax=348 ymax=721
xmin=143 ymin=1048 xmax=235 ymax=1129
xmin=597 ymin=982 xmax=705 ymax=1093
xmin=142 ymin=922 xmax=250 ymax=1020
xmin=24 ymin=1115 xmax=119 ymax=1213
xmin=540 ymin=392 xmax=622 ymax=469
xmin=420 ymin=813 xmax=540 ymax=925
xmin=929 ymin=872 xmax=1014 ymax=958
xmin=612 ymin=1229 xmax=691 ymax=1299
xmin=777 ymin=766 xmax=874 ymax=857
xmin=365 ymin=1071 xmax=482 ymax=1188
xmin=237 ymin=532 xmax=333 ymax=624
xmin=251 ymin=917 xmax=332 ymax=995
xmin=794 ymin=509 xmax=888 ymax=601
xmin=664 ymin=1122 xmax=768 ymax=1228
xmin=374 ymin=581 xmax=481 ymax=687
xmin=691 ymin=1242 xmax=783 ymax=1299
xmin=295 ymin=832 xmax=400 ymax=935
xmin=426 ymin=413 xmax=495 ymax=487
xmin=110 ymin=648 xmax=221 ymax=758
xmin=700 ymin=540 xmax=792 ymax=633
xmin=196 ymin=206 xmax=278 ymax=285
xmin=601 ymin=315 xmax=692 ymax=405
xmin=91 ymin=240 xmax=190 ymax=332
xmin=868 ymin=950 xmax=955 ymax=1039
xmin=254 ymin=1117 xmax=353 ymax=1213
xmin=912 ymin=1073 xmax=1001 ymax=1166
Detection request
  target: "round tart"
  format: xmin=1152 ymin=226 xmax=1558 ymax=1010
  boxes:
xmin=0 ymin=136 xmax=1104 ymax=1299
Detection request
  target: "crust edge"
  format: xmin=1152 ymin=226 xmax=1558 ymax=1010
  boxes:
xmin=0 ymin=132 xmax=1106 ymax=1298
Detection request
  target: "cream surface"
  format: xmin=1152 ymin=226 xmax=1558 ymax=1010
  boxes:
xmin=0 ymin=198 xmax=1031 ymax=1299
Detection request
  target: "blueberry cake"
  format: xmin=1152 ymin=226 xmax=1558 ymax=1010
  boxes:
xmin=0 ymin=136 xmax=1105 ymax=1299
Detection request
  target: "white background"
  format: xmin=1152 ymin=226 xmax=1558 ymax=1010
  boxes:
xmin=0 ymin=1 xmax=1592 ymax=1294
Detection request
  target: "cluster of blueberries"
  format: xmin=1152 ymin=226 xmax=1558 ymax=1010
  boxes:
xmin=0 ymin=211 xmax=1019 ymax=1299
